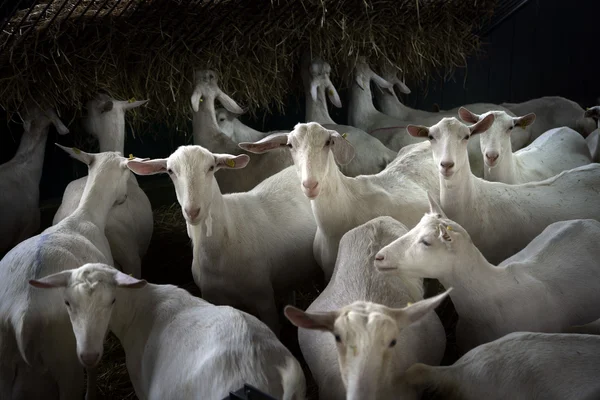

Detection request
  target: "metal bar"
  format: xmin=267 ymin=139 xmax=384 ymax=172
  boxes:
xmin=89 ymin=0 xmax=113 ymax=21
xmin=2 ymin=0 xmax=50 ymax=53
xmin=60 ymin=0 xmax=85 ymax=22
xmin=104 ymin=0 xmax=124 ymax=18
xmin=117 ymin=0 xmax=138 ymax=18
xmin=72 ymin=0 xmax=98 ymax=24
xmin=41 ymin=0 xmax=70 ymax=31
xmin=0 ymin=0 xmax=39 ymax=52
xmin=0 ymin=0 xmax=26 ymax=35
xmin=479 ymin=0 xmax=530 ymax=36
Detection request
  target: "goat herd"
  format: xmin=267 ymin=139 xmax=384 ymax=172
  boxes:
xmin=1 ymin=54 xmax=600 ymax=400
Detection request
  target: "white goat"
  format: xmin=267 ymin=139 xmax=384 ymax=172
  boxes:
xmin=584 ymin=106 xmax=600 ymax=162
xmin=30 ymin=263 xmax=307 ymax=400
xmin=458 ymin=108 xmax=592 ymax=184
xmin=405 ymin=115 xmax=600 ymax=265
xmin=284 ymin=216 xmax=447 ymax=400
xmin=0 ymin=147 xmax=139 ymax=400
xmin=215 ymin=107 xmax=270 ymax=143
xmin=300 ymin=56 xmax=397 ymax=176
xmin=239 ymin=122 xmax=439 ymax=279
xmin=52 ymin=94 xmax=153 ymax=278
xmin=0 ymin=105 xmax=69 ymax=256
xmin=404 ymin=332 xmax=600 ymax=400
xmin=127 ymin=146 xmax=320 ymax=334
xmin=501 ymin=96 xmax=597 ymax=139
xmin=376 ymin=194 xmax=600 ymax=352
xmin=347 ymin=58 xmax=530 ymax=177
xmin=374 ymin=65 xmax=509 ymax=122
xmin=191 ymin=69 xmax=292 ymax=193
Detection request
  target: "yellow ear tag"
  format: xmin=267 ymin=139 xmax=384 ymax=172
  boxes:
xmin=225 ymin=159 xmax=235 ymax=167
xmin=328 ymin=89 xmax=334 ymax=95
xmin=199 ymin=98 xmax=204 ymax=103
xmin=342 ymin=133 xmax=348 ymax=139
xmin=129 ymin=154 xmax=134 ymax=160
xmin=351 ymin=345 xmax=357 ymax=356
xmin=446 ymin=225 xmax=453 ymax=231
xmin=406 ymin=302 xmax=413 ymax=306
xmin=128 ymin=97 xmax=136 ymax=103
xmin=72 ymin=147 xmax=81 ymax=154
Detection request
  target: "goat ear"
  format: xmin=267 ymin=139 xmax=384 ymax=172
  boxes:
xmin=217 ymin=91 xmax=244 ymax=115
xmin=514 ymin=113 xmax=536 ymax=129
xmin=469 ymin=113 xmax=495 ymax=136
xmin=395 ymin=79 xmax=411 ymax=95
xmin=310 ymin=80 xmax=319 ymax=103
xmin=372 ymin=72 xmax=394 ymax=95
xmin=55 ymin=143 xmax=94 ymax=165
xmin=407 ymin=125 xmax=430 ymax=138
xmin=427 ymin=192 xmax=448 ymax=219
xmin=47 ymin=109 xmax=69 ymax=135
xmin=122 ymin=99 xmax=149 ymax=111
xmin=29 ymin=270 xmax=72 ymax=288
xmin=114 ymin=271 xmax=147 ymax=288
xmin=284 ymin=305 xmax=338 ymax=332
xmin=393 ymin=289 xmax=452 ymax=326
xmin=458 ymin=107 xmax=480 ymax=124
xmin=191 ymin=87 xmax=203 ymax=112
xmin=100 ymin=101 xmax=114 ymax=113
xmin=214 ymin=154 xmax=250 ymax=170
xmin=127 ymin=159 xmax=168 ymax=175
xmin=330 ymin=131 xmax=355 ymax=165
xmin=326 ymin=83 xmax=342 ymax=108
xmin=238 ymin=132 xmax=289 ymax=154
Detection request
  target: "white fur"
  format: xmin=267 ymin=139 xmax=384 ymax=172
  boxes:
xmin=52 ymin=94 xmax=153 ymax=278
xmin=32 ymin=263 xmax=306 ymax=400
xmin=408 ymin=116 xmax=600 ymax=265
xmin=376 ymin=202 xmax=600 ymax=352
xmin=404 ymin=332 xmax=600 ymax=400
xmin=0 ymin=105 xmax=69 ymax=256
xmin=191 ymin=69 xmax=292 ymax=193
xmin=0 ymin=148 xmax=135 ymax=400
xmin=502 ymin=96 xmax=597 ymax=139
xmin=239 ymin=122 xmax=440 ymax=279
xmin=300 ymin=56 xmax=397 ymax=176
xmin=215 ymin=107 xmax=272 ymax=143
xmin=348 ymin=58 xmax=529 ymax=178
xmin=127 ymin=146 xmax=320 ymax=335
xmin=284 ymin=216 xmax=446 ymax=400
xmin=584 ymin=106 xmax=600 ymax=162
xmin=463 ymin=109 xmax=592 ymax=184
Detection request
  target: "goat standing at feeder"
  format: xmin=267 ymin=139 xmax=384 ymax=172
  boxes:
xmin=240 ymin=122 xmax=439 ymax=280
xmin=405 ymin=113 xmax=600 ymax=265
xmin=376 ymin=193 xmax=600 ymax=352
xmin=501 ymin=96 xmax=597 ymax=139
xmin=0 ymin=147 xmax=140 ymax=400
xmin=31 ymin=263 xmax=307 ymax=400
xmin=127 ymin=146 xmax=320 ymax=335
xmin=191 ymin=69 xmax=292 ymax=193
xmin=458 ymin=108 xmax=592 ymax=184
xmin=52 ymin=94 xmax=153 ymax=278
xmin=284 ymin=216 xmax=446 ymax=400
xmin=348 ymin=58 xmax=530 ymax=178
xmin=300 ymin=55 xmax=397 ymax=176
xmin=0 ymin=105 xmax=69 ymax=256
xmin=404 ymin=332 xmax=600 ymax=400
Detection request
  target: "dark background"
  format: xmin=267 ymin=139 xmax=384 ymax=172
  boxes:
xmin=1 ymin=0 xmax=597 ymax=211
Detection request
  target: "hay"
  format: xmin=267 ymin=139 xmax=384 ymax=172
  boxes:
xmin=0 ymin=0 xmax=497 ymax=132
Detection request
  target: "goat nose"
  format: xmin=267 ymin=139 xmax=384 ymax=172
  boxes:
xmin=185 ymin=207 xmax=200 ymax=220
xmin=302 ymin=180 xmax=319 ymax=189
xmin=486 ymin=152 xmax=499 ymax=162
xmin=80 ymin=352 xmax=100 ymax=367
xmin=440 ymin=161 xmax=455 ymax=169
xmin=375 ymin=254 xmax=384 ymax=261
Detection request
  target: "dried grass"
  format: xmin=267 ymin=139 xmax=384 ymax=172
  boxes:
xmin=0 ymin=0 xmax=497 ymax=132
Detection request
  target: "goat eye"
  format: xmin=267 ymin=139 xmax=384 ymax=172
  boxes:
xmin=65 ymin=301 xmax=70 ymax=307
xmin=427 ymin=135 xmax=434 ymax=140
xmin=420 ymin=239 xmax=431 ymax=246
xmin=287 ymin=143 xmax=293 ymax=148
xmin=208 ymin=165 xmax=215 ymax=172
xmin=508 ymin=126 xmax=514 ymax=131
xmin=219 ymin=118 xmax=225 ymax=122
xmin=325 ymin=139 xmax=331 ymax=146
xmin=463 ymin=135 xmax=469 ymax=140
xmin=334 ymin=334 xmax=342 ymax=343
xmin=167 ymin=168 xmax=173 ymax=175
xmin=389 ymin=339 xmax=397 ymax=348
xmin=112 ymin=298 xmax=116 ymax=305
